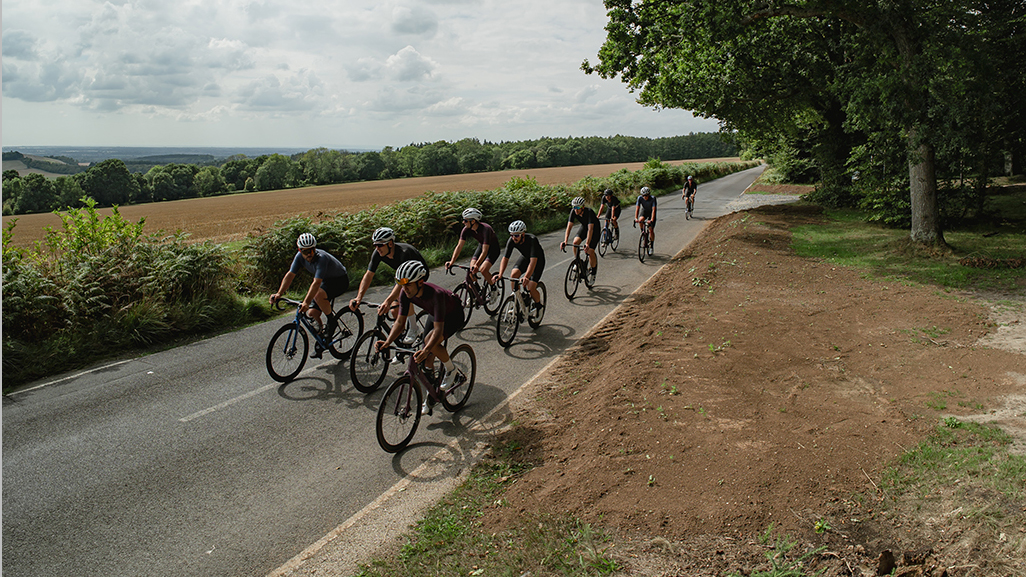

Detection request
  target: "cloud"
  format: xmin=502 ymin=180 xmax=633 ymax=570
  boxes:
xmin=2 ymin=29 xmax=40 ymax=60
xmin=391 ymin=6 xmax=438 ymax=36
xmin=234 ymin=70 xmax=325 ymax=112
xmin=346 ymin=58 xmax=382 ymax=82
xmin=385 ymin=46 xmax=439 ymax=82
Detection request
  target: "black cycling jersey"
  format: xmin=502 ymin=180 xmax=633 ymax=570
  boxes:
xmin=636 ymin=195 xmax=658 ymax=220
xmin=504 ymin=233 xmax=546 ymax=282
xmin=569 ymin=207 xmax=600 ymax=229
xmin=368 ymin=242 xmax=426 ymax=273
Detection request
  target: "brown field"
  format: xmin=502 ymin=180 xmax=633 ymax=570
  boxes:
xmin=2 ymin=159 xmax=738 ymax=248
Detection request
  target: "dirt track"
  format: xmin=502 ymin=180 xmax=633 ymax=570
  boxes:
xmin=2 ymin=159 xmax=736 ymax=247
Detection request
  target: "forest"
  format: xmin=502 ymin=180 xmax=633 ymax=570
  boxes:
xmin=1 ymin=132 xmax=735 ymax=216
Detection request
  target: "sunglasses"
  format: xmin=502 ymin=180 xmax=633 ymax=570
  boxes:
xmin=396 ymin=277 xmax=413 ymax=286
xmin=300 ymin=248 xmax=315 ymax=255
xmin=511 ymin=233 xmax=524 ymax=240
xmin=373 ymin=243 xmax=387 ymax=248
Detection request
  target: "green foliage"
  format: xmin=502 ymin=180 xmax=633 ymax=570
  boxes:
xmin=2 ymin=199 xmax=268 ymax=388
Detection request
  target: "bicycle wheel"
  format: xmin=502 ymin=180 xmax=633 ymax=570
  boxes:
xmin=598 ymin=229 xmax=609 ymax=257
xmin=441 ymin=344 xmax=476 ymax=412
xmin=483 ymin=277 xmax=505 ymax=315
xmin=495 ymin=295 xmax=519 ymax=348
xmin=266 ymin=323 xmax=308 ymax=383
xmin=527 ymin=282 xmax=547 ymax=329
xmin=376 ymin=376 xmax=422 ymax=453
xmin=564 ymin=261 xmax=581 ymax=300
xmin=685 ymin=199 xmax=693 ymax=220
xmin=327 ymin=308 xmax=363 ymax=360
xmin=584 ymin=260 xmax=596 ymax=289
xmin=453 ymin=283 xmax=473 ymax=325
xmin=638 ymin=232 xmax=647 ymax=263
xmin=349 ymin=329 xmax=390 ymax=393
xmin=611 ymin=229 xmax=619 ymax=252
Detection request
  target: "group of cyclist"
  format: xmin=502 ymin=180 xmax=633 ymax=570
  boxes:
xmin=269 ymin=179 xmax=697 ymax=412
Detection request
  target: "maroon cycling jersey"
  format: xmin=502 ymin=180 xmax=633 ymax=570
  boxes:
xmin=399 ymin=282 xmax=461 ymax=319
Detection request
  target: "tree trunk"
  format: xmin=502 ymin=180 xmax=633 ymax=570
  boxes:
xmin=907 ymin=132 xmax=944 ymax=245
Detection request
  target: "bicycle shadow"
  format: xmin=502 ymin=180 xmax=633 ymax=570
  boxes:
xmin=500 ymin=323 xmax=575 ymax=360
xmin=387 ymin=382 xmax=517 ymax=481
xmin=276 ymin=361 xmax=384 ymax=412
xmin=563 ymin=284 xmax=626 ymax=307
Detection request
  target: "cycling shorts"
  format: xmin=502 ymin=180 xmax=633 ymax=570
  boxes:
xmin=423 ymin=307 xmax=467 ymax=340
xmin=472 ymin=242 xmax=501 ymax=264
xmin=513 ymin=256 xmax=545 ymax=282
xmin=603 ymin=206 xmax=622 ymax=219
xmin=322 ymin=273 xmax=350 ymax=301
xmin=574 ymin=225 xmax=600 ymax=250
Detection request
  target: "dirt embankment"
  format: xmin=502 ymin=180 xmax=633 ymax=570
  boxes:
xmin=488 ymin=204 xmax=1025 ymax=576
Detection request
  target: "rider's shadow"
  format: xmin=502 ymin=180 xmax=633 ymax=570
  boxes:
xmin=455 ymin=323 xmax=496 ymax=344
xmin=500 ymin=322 xmax=576 ymax=360
xmin=565 ymin=284 xmax=626 ymax=307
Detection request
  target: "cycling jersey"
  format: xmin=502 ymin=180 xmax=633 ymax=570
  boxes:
xmin=289 ymin=249 xmax=350 ymax=299
xmin=600 ymin=195 xmax=622 ymax=219
xmin=368 ymin=242 xmax=426 ymax=274
xmin=569 ymin=207 xmax=601 ymax=249
xmin=399 ymin=282 xmax=465 ymax=338
xmin=503 ymin=233 xmax=546 ymax=282
xmin=683 ymin=180 xmax=698 ymax=197
xmin=461 ymin=222 xmax=501 ymax=263
xmin=636 ymin=195 xmax=658 ymax=220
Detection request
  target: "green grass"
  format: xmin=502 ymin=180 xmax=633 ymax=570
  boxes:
xmin=355 ymin=437 xmax=619 ymax=577
xmin=790 ymin=188 xmax=1026 ymax=292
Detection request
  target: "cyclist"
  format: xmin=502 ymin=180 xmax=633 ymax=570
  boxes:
xmin=561 ymin=196 xmax=599 ymax=282
xmin=376 ymin=260 xmax=466 ymax=416
xmin=446 ymin=208 xmax=499 ymax=286
xmin=349 ymin=226 xmax=428 ymax=341
xmin=682 ymin=175 xmax=697 ymax=215
xmin=270 ymin=232 xmax=350 ymax=339
xmin=494 ymin=220 xmax=545 ymax=312
xmin=597 ymin=188 xmax=621 ymax=241
xmin=634 ymin=186 xmax=658 ymax=255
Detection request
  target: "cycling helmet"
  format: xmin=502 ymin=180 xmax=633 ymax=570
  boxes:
xmin=462 ymin=207 xmax=483 ymax=222
xmin=297 ymin=232 xmax=317 ymax=249
xmin=603 ymin=189 xmax=614 ymax=196
xmin=371 ymin=227 xmax=395 ymax=245
xmin=571 ymin=196 xmax=586 ymax=209
xmin=640 ymin=186 xmax=651 ymax=196
xmin=508 ymin=220 xmax=527 ymax=234
xmin=687 ymin=175 xmax=693 ymax=181
xmin=395 ymin=260 xmax=428 ymax=285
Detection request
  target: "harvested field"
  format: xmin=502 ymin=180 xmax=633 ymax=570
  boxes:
xmin=2 ymin=158 xmax=738 ymax=247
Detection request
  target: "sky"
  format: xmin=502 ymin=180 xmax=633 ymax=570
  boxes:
xmin=1 ymin=0 xmax=720 ymax=150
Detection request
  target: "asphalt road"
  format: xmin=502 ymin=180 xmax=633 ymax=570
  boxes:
xmin=2 ymin=165 xmax=766 ymax=577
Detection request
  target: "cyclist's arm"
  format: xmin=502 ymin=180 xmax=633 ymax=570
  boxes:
xmin=562 ymin=221 xmax=574 ymax=245
xmin=378 ymin=311 xmax=409 ymax=349
xmin=585 ymin=222 xmax=595 ymax=246
xmin=302 ymin=277 xmax=324 ymax=311
xmin=524 ymin=257 xmax=538 ymax=279
xmin=447 ymin=238 xmax=466 ymax=268
xmin=497 ymin=256 xmax=509 ymax=280
xmin=377 ymin=283 xmax=403 ymax=317
xmin=271 ymin=271 xmax=298 ymax=304
xmin=351 ymin=270 xmax=375 ymax=310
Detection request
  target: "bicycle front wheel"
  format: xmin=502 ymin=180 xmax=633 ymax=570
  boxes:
xmin=266 ymin=323 xmax=308 ymax=383
xmin=441 ymin=344 xmax=476 ymax=412
xmin=350 ymin=329 xmax=390 ymax=393
xmin=527 ymin=282 xmax=547 ymax=329
xmin=328 ymin=308 xmax=363 ymax=360
xmin=611 ymin=230 xmax=619 ymax=252
xmin=495 ymin=295 xmax=519 ymax=348
xmin=483 ymin=278 xmax=505 ymax=315
xmin=564 ymin=261 xmax=581 ymax=300
xmin=638 ymin=232 xmax=647 ymax=263
xmin=376 ymin=376 xmax=422 ymax=453
xmin=584 ymin=261 xmax=596 ymax=289
xmin=598 ymin=230 xmax=609 ymax=257
xmin=453 ymin=283 xmax=473 ymax=325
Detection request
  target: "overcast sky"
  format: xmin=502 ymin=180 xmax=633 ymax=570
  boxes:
xmin=2 ymin=0 xmax=720 ymax=150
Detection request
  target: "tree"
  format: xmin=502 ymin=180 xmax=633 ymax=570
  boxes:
xmin=254 ymin=154 xmax=299 ymax=191
xmin=193 ymin=166 xmax=226 ymax=197
xmin=78 ymin=159 xmax=139 ymax=207
xmin=14 ymin=173 xmax=57 ymax=214
xmin=584 ymin=0 xmax=1023 ymax=245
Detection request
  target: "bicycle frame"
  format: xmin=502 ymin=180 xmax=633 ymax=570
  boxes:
xmin=279 ymin=297 xmax=335 ymax=350
xmin=447 ymin=264 xmax=487 ymax=306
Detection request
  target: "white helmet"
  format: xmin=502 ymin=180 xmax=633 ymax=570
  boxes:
xmin=508 ymin=220 xmax=527 ymax=234
xmin=641 ymin=186 xmax=651 ymax=196
xmin=297 ymin=232 xmax=317 ymax=249
xmin=462 ymin=207 xmax=483 ymax=222
xmin=395 ymin=260 xmax=428 ymax=285
xmin=371 ymin=227 xmax=395 ymax=245
xmin=571 ymin=196 xmax=586 ymax=208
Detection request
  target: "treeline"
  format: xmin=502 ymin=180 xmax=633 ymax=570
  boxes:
xmin=1 ymin=133 xmax=735 ymax=215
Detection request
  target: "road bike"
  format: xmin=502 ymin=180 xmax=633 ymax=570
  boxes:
xmin=562 ymin=243 xmax=596 ymax=300
xmin=635 ymin=219 xmax=653 ymax=263
xmin=375 ymin=342 xmax=477 ymax=453
xmin=598 ymin=216 xmax=619 ymax=257
xmin=495 ymin=277 xmax=547 ymax=347
xmin=265 ymin=297 xmax=363 ymax=383
xmin=685 ymin=194 xmax=695 ymax=220
xmin=348 ymin=301 xmax=429 ymax=393
xmin=447 ymin=263 xmax=505 ymax=324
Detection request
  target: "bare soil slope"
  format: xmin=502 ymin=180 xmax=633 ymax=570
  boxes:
xmin=489 ymin=205 xmax=1025 ymax=576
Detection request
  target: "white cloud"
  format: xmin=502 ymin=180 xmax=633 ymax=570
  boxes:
xmin=0 ymin=0 xmax=721 ymax=148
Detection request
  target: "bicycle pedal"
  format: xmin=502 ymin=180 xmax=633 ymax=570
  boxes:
xmin=310 ymin=350 xmax=324 ymax=359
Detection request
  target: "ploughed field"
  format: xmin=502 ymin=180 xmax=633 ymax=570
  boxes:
xmin=2 ymin=159 xmax=737 ymax=247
